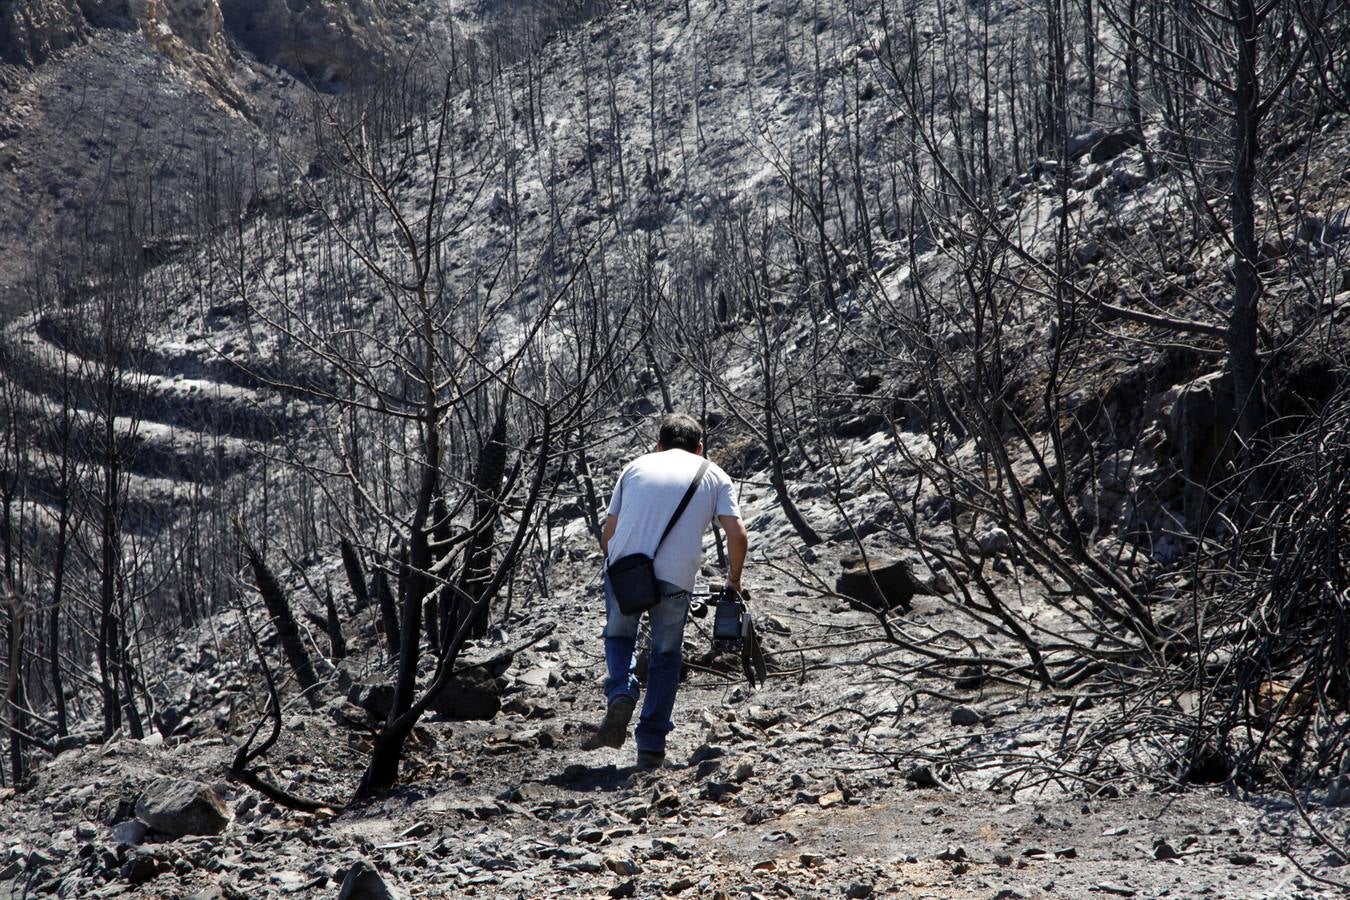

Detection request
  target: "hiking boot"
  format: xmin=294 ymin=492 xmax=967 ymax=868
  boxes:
xmin=635 ymin=750 xmax=665 ymax=771
xmin=582 ymin=696 xmax=636 ymax=750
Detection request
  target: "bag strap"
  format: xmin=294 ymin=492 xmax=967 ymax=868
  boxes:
xmin=655 ymin=459 xmax=711 ymax=553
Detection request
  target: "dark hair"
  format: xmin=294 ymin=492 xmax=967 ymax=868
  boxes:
xmin=658 ymin=413 xmax=703 ymax=453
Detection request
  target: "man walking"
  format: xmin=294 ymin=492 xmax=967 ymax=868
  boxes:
xmin=585 ymin=413 xmax=748 ymax=769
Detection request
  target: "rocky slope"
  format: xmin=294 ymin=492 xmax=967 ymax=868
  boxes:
xmin=3 ymin=511 xmax=1347 ymax=898
xmin=2 ymin=0 xmax=1350 ymax=896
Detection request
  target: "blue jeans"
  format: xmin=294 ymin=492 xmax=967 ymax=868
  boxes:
xmin=602 ymin=576 xmax=691 ymax=754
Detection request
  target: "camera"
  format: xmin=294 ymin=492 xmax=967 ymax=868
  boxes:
xmin=711 ymin=585 xmax=749 ymax=652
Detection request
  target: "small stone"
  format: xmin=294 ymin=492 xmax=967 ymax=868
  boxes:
xmin=111 ymin=820 xmax=147 ymax=847
xmin=563 ymin=853 xmax=605 ymax=874
xmin=936 ymin=845 xmax=967 ymax=861
xmin=688 ymin=744 xmax=725 ymax=765
xmin=729 ymin=756 xmax=756 ymax=783
xmin=1091 ymin=884 xmax=1136 ymax=897
xmin=695 ymin=760 xmax=722 ymax=780
xmin=994 ymin=853 xmax=1013 ymax=866
xmin=1053 ymin=846 xmax=1077 ymax=859
xmin=608 ymin=881 xmax=637 ymax=899
xmin=976 ymin=526 xmax=1011 ymax=555
xmin=120 ymin=852 xmax=161 ymax=886
xmin=348 ymin=683 xmax=396 ymax=720
xmin=401 ymin=822 xmax=433 ymax=839
xmin=905 ymin=765 xmax=942 ymax=788
xmin=1152 ymin=838 xmax=1179 ymax=860
xmin=666 ymin=876 xmax=695 ymax=894
xmin=817 ymin=790 xmax=845 ymax=809
xmin=950 ymin=706 xmax=982 ymax=727
xmin=604 ymin=856 xmax=641 ymax=876
xmin=742 ymin=805 xmax=776 ymax=825
xmin=1229 ymin=852 xmax=1257 ymax=866
xmin=845 ymin=882 xmax=873 ymax=899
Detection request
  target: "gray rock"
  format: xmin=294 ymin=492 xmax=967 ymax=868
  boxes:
xmin=1165 ymin=372 xmax=1237 ymax=531
xmin=845 ymin=882 xmax=874 ymax=899
xmin=950 ymin=706 xmax=982 ymax=727
xmin=976 ymin=527 xmax=1011 ymax=555
xmin=835 ymin=556 xmax=920 ymax=612
xmin=111 ymin=820 xmax=147 ymax=846
xmin=1089 ymin=129 xmax=1144 ymax=163
xmin=1065 ymin=129 xmax=1107 ymax=159
xmin=348 ymin=683 xmax=396 ymax=720
xmin=135 ymin=779 xmax=229 ymax=837
xmin=562 ymin=853 xmax=605 ymax=874
xmin=121 ymin=852 xmax=162 ymax=886
xmin=1074 ymin=241 xmax=1103 ymax=266
xmin=429 ymin=668 xmax=503 ymax=721
xmin=337 ymin=860 xmax=401 ymax=900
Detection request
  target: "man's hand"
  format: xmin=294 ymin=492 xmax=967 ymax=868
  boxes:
xmin=719 ymin=514 xmax=748 ymax=591
xmin=600 ymin=514 xmax=618 ymax=555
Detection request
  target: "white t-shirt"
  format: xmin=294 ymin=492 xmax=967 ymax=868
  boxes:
xmin=605 ymin=449 xmax=740 ymax=592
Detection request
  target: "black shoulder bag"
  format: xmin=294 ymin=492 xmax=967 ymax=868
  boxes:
xmin=607 ymin=459 xmax=710 ymax=615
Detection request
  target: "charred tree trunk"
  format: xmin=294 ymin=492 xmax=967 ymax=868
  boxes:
xmin=375 ymin=567 xmax=400 ymax=661
xmin=241 ymin=532 xmax=320 ymax=695
xmin=431 ymin=496 xmax=454 ymax=652
xmin=324 ymin=589 xmax=346 ymax=660
xmin=391 ymin=427 xmax=438 ymax=724
xmin=49 ymin=512 xmax=69 ymax=738
xmin=97 ymin=418 xmax=121 ymax=739
xmin=1227 ymin=0 xmax=1268 ymax=466
xmin=575 ymin=444 xmax=603 ymax=544
xmin=455 ymin=401 xmax=509 ymax=640
xmin=340 ymin=538 xmax=371 ymax=611
xmin=5 ymin=592 xmax=26 ymax=785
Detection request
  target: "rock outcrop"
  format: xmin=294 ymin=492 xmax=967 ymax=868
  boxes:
xmin=219 ymin=0 xmax=392 ymax=84
xmin=0 ymin=0 xmax=86 ymax=67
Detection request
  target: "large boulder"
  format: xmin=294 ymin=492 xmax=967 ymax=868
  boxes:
xmin=348 ymin=682 xmax=396 ymax=721
xmin=1164 ymin=372 xmax=1237 ymax=531
xmin=135 ymin=778 xmax=229 ymax=837
xmin=1090 ymin=129 xmax=1144 ymax=163
xmin=337 ymin=860 xmax=402 ymax=900
xmin=430 ymin=668 xmax=504 ymax=721
xmin=835 ymin=556 xmax=919 ymax=613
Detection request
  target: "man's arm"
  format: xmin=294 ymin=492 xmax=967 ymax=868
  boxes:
xmin=719 ymin=515 xmax=748 ymax=589
xmin=600 ymin=514 xmax=618 ymax=555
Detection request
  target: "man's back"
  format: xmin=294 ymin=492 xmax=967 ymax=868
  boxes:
xmin=605 ymin=449 xmax=739 ymax=592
